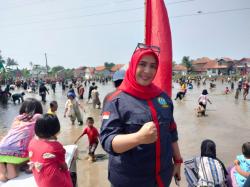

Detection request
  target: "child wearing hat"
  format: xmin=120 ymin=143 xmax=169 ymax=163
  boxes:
xmin=64 ymin=92 xmax=83 ymax=125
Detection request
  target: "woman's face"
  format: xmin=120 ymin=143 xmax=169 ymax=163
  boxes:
xmin=135 ymin=54 xmax=157 ymax=86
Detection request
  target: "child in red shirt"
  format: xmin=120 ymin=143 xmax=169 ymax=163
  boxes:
xmin=74 ymin=117 xmax=99 ymax=162
xmin=28 ymin=114 xmax=73 ymax=187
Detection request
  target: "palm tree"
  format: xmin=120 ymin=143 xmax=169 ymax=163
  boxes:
xmin=0 ymin=51 xmax=5 ymax=70
xmin=6 ymin=58 xmax=18 ymax=69
xmin=5 ymin=58 xmax=18 ymax=79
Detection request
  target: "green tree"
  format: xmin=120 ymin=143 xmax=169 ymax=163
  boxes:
xmin=0 ymin=51 xmax=5 ymax=70
xmin=64 ymin=68 xmax=74 ymax=79
xmin=21 ymin=68 xmax=30 ymax=78
xmin=181 ymin=56 xmax=192 ymax=72
xmin=104 ymin=62 xmax=115 ymax=70
xmin=6 ymin=57 xmax=18 ymax=69
xmin=51 ymin=66 xmax=64 ymax=75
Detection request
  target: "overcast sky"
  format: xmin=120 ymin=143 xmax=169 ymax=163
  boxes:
xmin=0 ymin=0 xmax=249 ymax=69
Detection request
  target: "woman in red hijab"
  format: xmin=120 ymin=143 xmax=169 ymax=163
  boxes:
xmin=100 ymin=43 xmax=182 ymax=187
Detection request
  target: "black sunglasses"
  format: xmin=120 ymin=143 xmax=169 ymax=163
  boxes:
xmin=134 ymin=43 xmax=160 ymax=55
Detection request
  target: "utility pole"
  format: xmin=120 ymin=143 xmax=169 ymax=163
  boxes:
xmin=44 ymin=53 xmax=48 ymax=75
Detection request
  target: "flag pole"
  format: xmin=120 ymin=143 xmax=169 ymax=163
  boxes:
xmin=144 ymin=0 xmax=146 ymax=43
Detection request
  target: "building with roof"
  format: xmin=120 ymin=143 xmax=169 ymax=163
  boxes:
xmin=204 ymin=60 xmax=228 ymax=76
xmin=173 ymin=64 xmax=187 ymax=75
xmin=95 ymin=66 xmax=110 ymax=77
xmin=233 ymin=58 xmax=250 ymax=75
xmin=30 ymin=64 xmax=48 ymax=79
xmin=74 ymin=66 xmax=87 ymax=78
xmin=110 ymin=64 xmax=125 ymax=72
xmin=191 ymin=57 xmax=212 ymax=74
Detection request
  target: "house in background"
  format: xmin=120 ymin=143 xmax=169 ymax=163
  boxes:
xmin=30 ymin=64 xmax=47 ymax=79
xmin=191 ymin=57 xmax=211 ymax=75
xmin=110 ymin=64 xmax=125 ymax=72
xmin=95 ymin=66 xmax=110 ymax=77
xmin=191 ymin=57 xmax=248 ymax=76
xmin=217 ymin=57 xmax=235 ymax=75
xmin=74 ymin=66 xmax=86 ymax=78
xmin=85 ymin=67 xmax=94 ymax=79
xmin=233 ymin=58 xmax=250 ymax=75
xmin=173 ymin=64 xmax=187 ymax=75
xmin=204 ymin=60 xmax=227 ymax=76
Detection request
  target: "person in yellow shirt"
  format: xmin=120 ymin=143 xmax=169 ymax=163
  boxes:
xmin=47 ymin=101 xmax=58 ymax=115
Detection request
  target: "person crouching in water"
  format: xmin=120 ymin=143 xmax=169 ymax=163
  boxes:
xmin=74 ymin=117 xmax=99 ymax=162
xmin=28 ymin=114 xmax=73 ymax=187
xmin=64 ymin=92 xmax=83 ymax=125
xmin=224 ymin=86 xmax=230 ymax=95
xmin=198 ymin=89 xmax=212 ymax=116
xmin=12 ymin=92 xmax=25 ymax=104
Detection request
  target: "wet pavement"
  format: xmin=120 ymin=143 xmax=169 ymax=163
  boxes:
xmin=0 ymin=80 xmax=249 ymax=187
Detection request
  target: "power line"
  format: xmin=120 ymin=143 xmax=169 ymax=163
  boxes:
xmin=0 ymin=7 xmax=144 ymax=28
xmin=0 ymin=0 xmax=195 ymax=18
xmin=172 ymin=7 xmax=250 ymax=18
xmin=0 ymin=6 xmax=249 ymax=32
xmin=167 ymin=0 xmax=195 ymax=5
xmin=0 ymin=0 xmax=58 ymax=12
xmin=13 ymin=3 xmax=109 ymax=19
xmin=0 ymin=0 xmax=197 ymax=28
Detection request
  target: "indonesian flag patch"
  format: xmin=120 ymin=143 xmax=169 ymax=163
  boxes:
xmin=102 ymin=111 xmax=110 ymax=120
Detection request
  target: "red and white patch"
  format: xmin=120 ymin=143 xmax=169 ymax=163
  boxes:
xmin=102 ymin=111 xmax=110 ymax=120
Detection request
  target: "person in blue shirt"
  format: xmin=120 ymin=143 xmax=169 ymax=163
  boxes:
xmin=100 ymin=43 xmax=182 ymax=187
xmin=234 ymin=142 xmax=250 ymax=187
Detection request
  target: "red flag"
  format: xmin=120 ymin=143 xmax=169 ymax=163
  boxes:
xmin=145 ymin=0 xmax=172 ymax=97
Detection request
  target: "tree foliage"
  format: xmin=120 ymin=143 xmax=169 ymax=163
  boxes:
xmin=21 ymin=68 xmax=30 ymax=78
xmin=181 ymin=56 xmax=192 ymax=71
xmin=104 ymin=62 xmax=115 ymax=70
xmin=0 ymin=51 xmax=5 ymax=65
xmin=6 ymin=57 xmax=18 ymax=68
xmin=51 ymin=66 xmax=64 ymax=74
xmin=64 ymin=68 xmax=74 ymax=79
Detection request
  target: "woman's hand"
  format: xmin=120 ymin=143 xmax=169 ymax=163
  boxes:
xmin=136 ymin=121 xmax=157 ymax=144
xmin=172 ymin=164 xmax=181 ymax=181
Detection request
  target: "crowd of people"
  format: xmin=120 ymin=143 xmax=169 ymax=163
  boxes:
xmin=0 ymin=43 xmax=249 ymax=187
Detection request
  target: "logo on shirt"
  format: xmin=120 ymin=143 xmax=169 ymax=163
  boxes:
xmin=102 ymin=111 xmax=110 ymax=120
xmin=157 ymin=97 xmax=168 ymax=108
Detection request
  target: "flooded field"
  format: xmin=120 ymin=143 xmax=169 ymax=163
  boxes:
xmin=0 ymin=80 xmax=249 ymax=187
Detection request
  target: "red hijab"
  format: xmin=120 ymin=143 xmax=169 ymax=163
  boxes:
xmin=119 ymin=48 xmax=162 ymax=100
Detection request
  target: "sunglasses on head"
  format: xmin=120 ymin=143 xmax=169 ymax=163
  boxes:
xmin=134 ymin=43 xmax=160 ymax=55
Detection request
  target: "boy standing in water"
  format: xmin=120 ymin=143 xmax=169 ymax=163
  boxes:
xmin=74 ymin=117 xmax=99 ymax=162
xmin=47 ymin=101 xmax=58 ymax=115
xmin=64 ymin=92 xmax=83 ymax=125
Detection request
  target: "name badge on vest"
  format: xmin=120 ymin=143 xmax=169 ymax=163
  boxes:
xmin=157 ymin=97 xmax=168 ymax=108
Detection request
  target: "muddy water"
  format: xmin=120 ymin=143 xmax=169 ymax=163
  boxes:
xmin=0 ymin=81 xmax=249 ymax=187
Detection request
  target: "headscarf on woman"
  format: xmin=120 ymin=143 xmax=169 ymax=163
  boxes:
xmin=119 ymin=48 xmax=162 ymax=100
